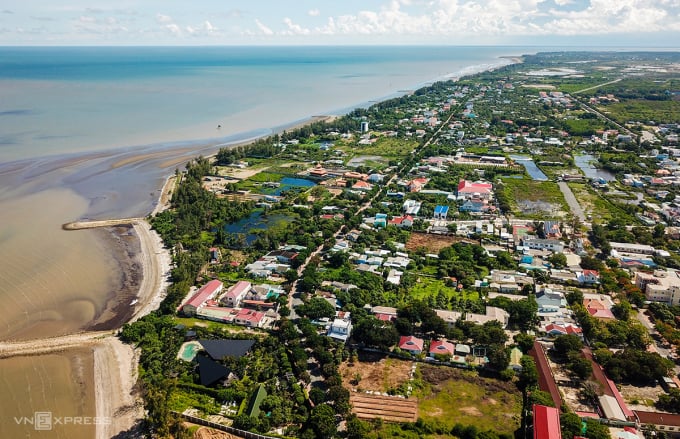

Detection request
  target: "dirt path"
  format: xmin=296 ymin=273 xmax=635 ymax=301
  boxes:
xmin=558 ymin=181 xmax=586 ymax=223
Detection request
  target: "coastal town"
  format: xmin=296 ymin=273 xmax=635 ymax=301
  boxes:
xmin=120 ymin=51 xmax=680 ymax=439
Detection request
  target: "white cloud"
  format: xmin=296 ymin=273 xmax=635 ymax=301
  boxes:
xmin=308 ymin=8 xmax=320 ymax=16
xmin=254 ymin=19 xmax=274 ymax=35
xmin=282 ymin=18 xmax=310 ymax=35
xmin=156 ymin=13 xmax=173 ymax=24
xmin=165 ymin=23 xmax=181 ymax=35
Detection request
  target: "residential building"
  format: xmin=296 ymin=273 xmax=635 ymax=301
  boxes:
xmin=398 ymin=336 xmax=424 ymax=355
xmin=429 ymin=340 xmax=455 ymax=358
xmin=435 ymin=306 xmax=510 ymax=328
xmin=389 ymin=215 xmax=414 ymax=228
xmin=635 ymin=270 xmax=680 ymax=305
xmin=457 ymin=180 xmax=492 ymax=200
xmin=328 ymin=315 xmax=352 ymax=342
xmin=433 ymin=205 xmax=449 ymax=220
xmin=221 ymin=281 xmax=252 ymax=308
xmin=182 ymin=280 xmax=223 ymax=316
xmin=522 ymin=238 xmax=564 ymax=253
xmin=577 ymin=270 xmax=600 ymax=285
xmin=610 ymin=242 xmax=656 ymax=255
xmin=542 ymin=221 xmax=562 ymax=239
xmin=233 ymin=308 xmax=266 ymax=328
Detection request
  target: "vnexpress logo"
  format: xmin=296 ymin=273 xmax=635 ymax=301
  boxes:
xmin=14 ymin=411 xmax=111 ymax=430
xmin=14 ymin=411 xmax=53 ymax=430
xmin=34 ymin=412 xmax=53 ymax=431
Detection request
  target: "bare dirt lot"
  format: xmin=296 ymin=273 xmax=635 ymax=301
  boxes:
xmin=406 ymin=232 xmax=473 ymax=253
xmin=339 ymin=351 xmax=414 ymax=393
xmin=193 ymin=426 xmax=238 ymax=439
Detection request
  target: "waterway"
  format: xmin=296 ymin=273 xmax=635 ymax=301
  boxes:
xmin=509 ymin=155 xmax=549 ymax=181
xmin=574 ymin=154 xmax=617 ymax=181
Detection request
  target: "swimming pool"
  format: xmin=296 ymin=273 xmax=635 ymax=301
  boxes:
xmin=177 ymin=341 xmax=202 ymax=362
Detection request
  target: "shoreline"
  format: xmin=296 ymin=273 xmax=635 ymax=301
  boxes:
xmin=86 ymin=56 xmax=521 ymax=433
xmin=0 ymin=54 xmax=525 ymax=435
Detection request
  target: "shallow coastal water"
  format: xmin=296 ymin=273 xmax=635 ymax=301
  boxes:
xmin=0 ymin=45 xmax=523 ymax=435
xmin=0 ymin=349 xmax=95 ymax=439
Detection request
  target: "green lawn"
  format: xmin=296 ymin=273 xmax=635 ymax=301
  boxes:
xmin=415 ymin=365 xmax=522 ymax=436
xmin=410 ymin=278 xmax=480 ymax=302
xmin=350 ymin=137 xmax=419 ymax=158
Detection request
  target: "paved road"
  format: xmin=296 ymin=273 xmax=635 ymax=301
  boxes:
xmin=557 ymin=181 xmax=586 ymax=223
xmin=287 ymin=102 xmax=460 ymax=318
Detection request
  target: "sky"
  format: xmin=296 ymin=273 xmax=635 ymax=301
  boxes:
xmin=1 ymin=0 xmax=679 ymax=47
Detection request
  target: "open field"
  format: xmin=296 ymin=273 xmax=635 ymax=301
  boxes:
xmin=410 ymin=277 xmax=480 ymax=302
xmin=499 ymin=178 xmax=568 ymax=218
xmin=339 ymin=351 xmax=413 ymax=393
xmin=349 ymin=393 xmax=418 ymax=423
xmin=567 ymin=183 xmax=637 ymax=223
xmin=602 ymin=100 xmax=680 ymax=125
xmin=347 ymin=137 xmax=419 ymax=158
xmin=415 ymin=365 xmax=522 ymax=435
xmin=406 ymin=232 xmax=475 ymax=253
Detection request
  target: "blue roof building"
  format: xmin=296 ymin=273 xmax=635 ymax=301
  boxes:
xmin=433 ymin=205 xmax=449 ymax=220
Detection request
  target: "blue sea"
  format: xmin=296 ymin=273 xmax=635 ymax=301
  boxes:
xmin=0 ymin=46 xmax=519 ymax=162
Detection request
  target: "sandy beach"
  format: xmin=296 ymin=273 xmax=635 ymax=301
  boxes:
xmin=94 ymin=337 xmax=143 ymax=439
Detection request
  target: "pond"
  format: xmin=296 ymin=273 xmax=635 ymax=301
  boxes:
xmin=574 ymin=154 xmax=617 ymax=181
xmin=224 ymin=209 xmax=294 ymax=245
xmin=509 ymin=155 xmax=549 ymax=181
xmin=261 ymin=177 xmax=316 ymax=196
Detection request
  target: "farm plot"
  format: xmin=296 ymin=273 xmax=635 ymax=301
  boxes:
xmin=349 ymin=393 xmax=418 ymax=423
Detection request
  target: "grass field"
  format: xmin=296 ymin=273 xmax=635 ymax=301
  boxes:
xmin=603 ymin=100 xmax=680 ymax=125
xmin=410 ymin=277 xmax=481 ymax=302
xmin=350 ymin=137 xmax=419 ymax=158
xmin=499 ymin=177 xmax=568 ymax=218
xmin=567 ymin=183 xmax=637 ymax=224
xmin=415 ymin=365 xmax=522 ymax=436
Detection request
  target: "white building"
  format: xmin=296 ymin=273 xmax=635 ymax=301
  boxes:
xmin=635 ymin=269 xmax=680 ymax=305
xmin=327 ymin=315 xmax=352 ymax=342
xmin=522 ymin=238 xmax=564 ymax=253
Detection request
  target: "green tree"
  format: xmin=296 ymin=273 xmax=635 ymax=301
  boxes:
xmin=307 ymin=403 xmax=338 ymax=438
xmin=560 ymin=412 xmax=583 ymax=439
xmin=568 ymin=357 xmax=593 ymax=380
xmin=553 ymin=334 xmax=584 ymax=357
xmin=514 ymin=333 xmax=536 ymax=354
xmin=297 ymin=297 xmax=336 ymax=320
xmin=547 ymin=253 xmax=567 ymax=269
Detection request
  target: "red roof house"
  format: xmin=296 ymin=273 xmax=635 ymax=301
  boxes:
xmin=533 ymin=404 xmax=561 ymax=439
xmin=457 ymin=180 xmax=492 ymax=199
xmin=398 ymin=336 xmax=424 ymax=355
xmin=222 ymin=280 xmax=252 ymax=308
xmin=429 ymin=340 xmax=455 ymax=358
xmin=234 ymin=308 xmax=266 ymax=328
xmin=182 ymin=280 xmax=224 ymax=316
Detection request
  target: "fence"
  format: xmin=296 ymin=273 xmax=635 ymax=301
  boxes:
xmin=173 ymin=412 xmax=283 ymax=439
